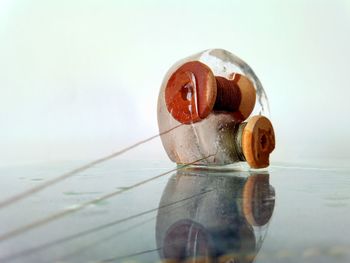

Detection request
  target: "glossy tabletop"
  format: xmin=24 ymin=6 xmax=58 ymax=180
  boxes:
xmin=0 ymin=160 xmax=349 ymax=263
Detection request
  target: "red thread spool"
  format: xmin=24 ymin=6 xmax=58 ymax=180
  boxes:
xmin=165 ymin=61 xmax=256 ymax=124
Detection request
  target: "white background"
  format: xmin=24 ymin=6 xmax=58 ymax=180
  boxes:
xmin=1 ymin=0 xmax=349 ymax=166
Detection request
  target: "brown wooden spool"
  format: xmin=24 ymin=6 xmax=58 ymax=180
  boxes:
xmin=165 ymin=61 xmax=256 ymax=124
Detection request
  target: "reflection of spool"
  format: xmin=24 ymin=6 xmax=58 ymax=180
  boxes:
xmin=242 ymin=174 xmax=276 ymax=226
xmin=156 ymin=169 xmax=275 ymax=263
xmin=162 ymin=220 xmax=211 ymax=262
xmin=162 ymin=219 xmax=256 ymax=263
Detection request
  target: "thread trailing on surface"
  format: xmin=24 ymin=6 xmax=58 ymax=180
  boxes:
xmin=0 ymin=154 xmax=213 ymax=244
xmin=0 ymin=189 xmax=213 ymax=262
xmin=0 ymin=124 xmax=183 ymax=210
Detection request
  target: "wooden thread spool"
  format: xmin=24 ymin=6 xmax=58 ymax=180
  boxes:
xmin=237 ymin=116 xmax=276 ymax=168
xmin=165 ymin=61 xmax=256 ymax=124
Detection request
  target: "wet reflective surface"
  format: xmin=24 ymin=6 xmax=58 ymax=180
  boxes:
xmin=0 ymin=160 xmax=349 ymax=262
xmin=157 ymin=168 xmax=274 ymax=263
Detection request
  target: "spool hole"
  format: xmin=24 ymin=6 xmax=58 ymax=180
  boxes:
xmin=260 ymin=134 xmax=268 ymax=151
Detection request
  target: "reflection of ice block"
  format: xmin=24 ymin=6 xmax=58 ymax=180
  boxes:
xmin=156 ymin=169 xmax=275 ymax=262
xmin=157 ymin=49 xmax=274 ymax=167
